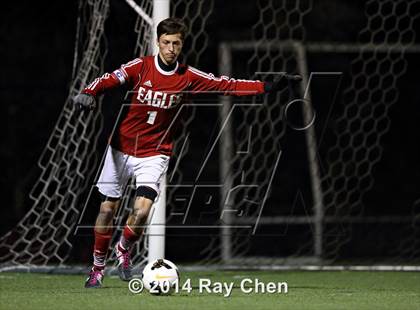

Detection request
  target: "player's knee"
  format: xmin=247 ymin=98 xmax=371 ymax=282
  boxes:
xmin=132 ymin=206 xmax=150 ymax=225
xmin=136 ymin=186 xmax=158 ymax=201
xmin=97 ymin=205 xmax=115 ymax=225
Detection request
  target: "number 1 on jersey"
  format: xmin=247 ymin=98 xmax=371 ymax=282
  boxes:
xmin=147 ymin=111 xmax=157 ymax=125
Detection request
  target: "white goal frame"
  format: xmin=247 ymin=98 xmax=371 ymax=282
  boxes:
xmin=218 ymin=40 xmax=420 ymax=264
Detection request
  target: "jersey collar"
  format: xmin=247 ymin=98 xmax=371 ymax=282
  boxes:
xmin=154 ymin=54 xmax=179 ymax=76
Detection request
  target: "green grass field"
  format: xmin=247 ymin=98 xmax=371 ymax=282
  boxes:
xmin=1 ymin=271 xmax=419 ymax=309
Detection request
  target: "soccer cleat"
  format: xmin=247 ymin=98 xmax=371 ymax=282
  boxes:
xmin=114 ymin=243 xmax=133 ymax=281
xmin=85 ymin=268 xmax=104 ymax=288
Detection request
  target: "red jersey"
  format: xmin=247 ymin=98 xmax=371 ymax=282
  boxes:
xmin=83 ymin=55 xmax=265 ymax=157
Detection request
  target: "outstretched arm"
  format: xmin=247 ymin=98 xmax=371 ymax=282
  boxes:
xmin=187 ymin=66 xmax=302 ymax=96
xmin=73 ymin=58 xmax=143 ymax=111
xmin=187 ymin=66 xmax=265 ymax=96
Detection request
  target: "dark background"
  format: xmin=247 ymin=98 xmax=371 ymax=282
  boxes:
xmin=1 ymin=0 xmax=420 ymax=262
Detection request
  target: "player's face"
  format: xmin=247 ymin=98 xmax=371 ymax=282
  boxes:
xmin=157 ymin=33 xmax=183 ymax=65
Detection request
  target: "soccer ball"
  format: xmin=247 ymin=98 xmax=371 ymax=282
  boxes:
xmin=141 ymin=258 xmax=179 ymax=295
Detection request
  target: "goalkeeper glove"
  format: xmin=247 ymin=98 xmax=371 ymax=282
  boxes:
xmin=73 ymin=93 xmax=96 ymax=111
xmin=264 ymin=74 xmax=302 ymax=93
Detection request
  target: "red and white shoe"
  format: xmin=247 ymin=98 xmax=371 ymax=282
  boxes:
xmin=114 ymin=243 xmax=133 ymax=281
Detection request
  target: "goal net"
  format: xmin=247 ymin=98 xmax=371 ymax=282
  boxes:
xmin=0 ymin=0 xmax=110 ymax=265
xmin=1 ymin=0 xmax=420 ymax=271
xmin=210 ymin=0 xmax=420 ymax=267
xmin=0 ymin=0 xmax=214 ymax=270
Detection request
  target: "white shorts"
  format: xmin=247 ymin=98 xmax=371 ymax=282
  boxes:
xmin=96 ymin=146 xmax=170 ymax=199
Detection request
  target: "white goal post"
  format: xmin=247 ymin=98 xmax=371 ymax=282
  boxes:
xmin=149 ymin=0 xmax=169 ymax=262
xmin=124 ymin=0 xmax=169 ymax=263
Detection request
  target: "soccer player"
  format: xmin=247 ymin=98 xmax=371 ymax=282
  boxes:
xmin=74 ymin=18 xmax=299 ymax=288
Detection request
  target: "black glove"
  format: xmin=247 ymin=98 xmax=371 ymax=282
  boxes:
xmin=72 ymin=93 xmax=96 ymax=111
xmin=264 ymin=74 xmax=302 ymax=93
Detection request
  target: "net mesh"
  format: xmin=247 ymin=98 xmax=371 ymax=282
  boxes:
xmin=0 ymin=0 xmax=109 ymax=265
xmin=0 ymin=0 xmax=214 ymax=268
xmin=195 ymin=0 xmax=315 ymax=265
xmin=321 ymin=0 xmax=420 ymax=263
xmin=206 ymin=0 xmax=420 ymax=265
xmin=1 ymin=0 xmax=420 ymax=269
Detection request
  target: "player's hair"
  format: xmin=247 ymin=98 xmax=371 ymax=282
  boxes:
xmin=157 ymin=18 xmax=188 ymax=41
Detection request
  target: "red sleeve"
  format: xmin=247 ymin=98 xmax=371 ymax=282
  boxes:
xmin=82 ymin=58 xmax=144 ymax=97
xmin=187 ymin=66 xmax=265 ymax=96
